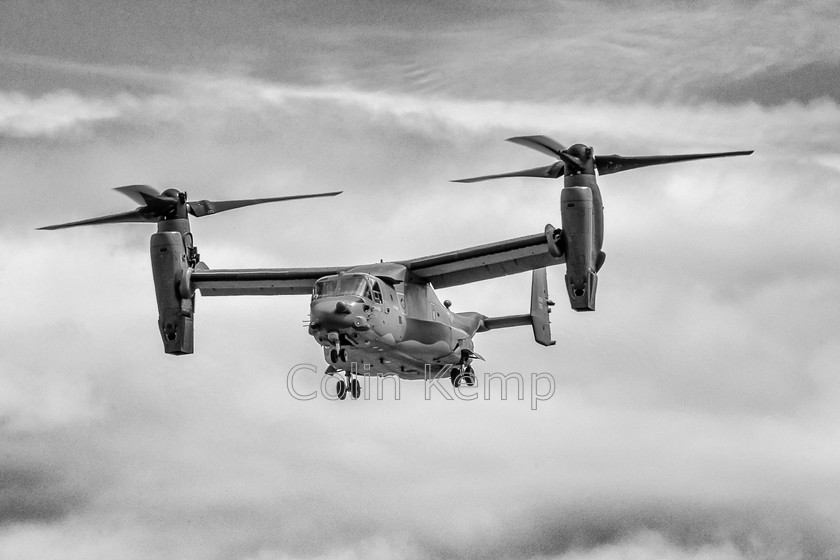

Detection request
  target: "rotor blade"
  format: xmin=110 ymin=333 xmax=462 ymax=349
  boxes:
xmin=595 ymin=150 xmax=754 ymax=176
xmin=506 ymin=136 xmax=567 ymax=158
xmin=38 ymin=209 xmax=157 ymax=230
xmin=113 ymin=184 xmax=161 ymax=205
xmin=187 ymin=191 xmax=342 ymax=217
xmin=452 ymin=162 xmax=564 ymax=183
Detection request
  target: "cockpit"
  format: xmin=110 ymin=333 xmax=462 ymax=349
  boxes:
xmin=312 ymin=273 xmax=383 ymax=303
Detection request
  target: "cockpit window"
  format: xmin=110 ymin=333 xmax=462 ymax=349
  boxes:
xmin=312 ymin=275 xmax=369 ymax=299
xmin=371 ymin=282 xmax=383 ymax=304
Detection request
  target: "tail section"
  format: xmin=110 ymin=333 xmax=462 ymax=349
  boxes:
xmin=530 ymin=267 xmax=555 ymax=346
xmin=480 ymin=268 xmax=555 ymax=346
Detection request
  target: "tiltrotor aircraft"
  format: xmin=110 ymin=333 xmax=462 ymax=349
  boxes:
xmin=40 ymin=135 xmax=752 ymax=399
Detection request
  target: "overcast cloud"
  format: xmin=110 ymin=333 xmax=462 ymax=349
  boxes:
xmin=2 ymin=1 xmax=840 ymax=559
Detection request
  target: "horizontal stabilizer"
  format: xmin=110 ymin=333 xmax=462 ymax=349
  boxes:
xmin=482 ymin=314 xmax=531 ymax=330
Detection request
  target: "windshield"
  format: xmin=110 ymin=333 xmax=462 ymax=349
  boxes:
xmin=312 ymin=275 xmax=369 ymax=299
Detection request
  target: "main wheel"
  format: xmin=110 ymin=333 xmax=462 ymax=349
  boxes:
xmin=465 ymin=365 xmax=476 ymax=386
xmin=330 ymin=349 xmax=338 ymax=363
xmin=349 ymin=378 xmax=361 ymax=399
xmin=336 ymin=379 xmax=347 ymax=400
xmin=450 ymin=368 xmax=461 ymax=388
xmin=339 ymin=349 xmax=348 ymax=362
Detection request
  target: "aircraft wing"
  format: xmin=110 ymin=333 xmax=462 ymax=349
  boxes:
xmin=190 ymin=229 xmax=564 ymax=296
xmin=191 ymin=267 xmax=348 ymax=296
xmin=401 ymin=230 xmax=565 ymax=289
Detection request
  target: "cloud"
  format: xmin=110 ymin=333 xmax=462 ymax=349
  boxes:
xmin=0 ymin=90 xmax=123 ymax=137
xmin=0 ymin=467 xmax=83 ymax=525
xmin=2 ymin=69 xmax=839 ymax=161
xmin=2 ymin=5 xmax=840 ymax=558
xmin=2 ymin=1 xmax=839 ymax=107
xmin=703 ymin=60 xmax=840 ymax=105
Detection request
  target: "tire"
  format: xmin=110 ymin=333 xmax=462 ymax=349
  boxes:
xmin=349 ymin=378 xmax=361 ymax=399
xmin=336 ymin=379 xmax=347 ymax=400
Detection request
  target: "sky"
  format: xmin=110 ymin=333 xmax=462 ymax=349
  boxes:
xmin=1 ymin=1 xmax=840 ymax=559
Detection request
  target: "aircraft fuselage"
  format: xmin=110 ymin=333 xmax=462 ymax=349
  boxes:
xmin=308 ymin=269 xmax=481 ymax=379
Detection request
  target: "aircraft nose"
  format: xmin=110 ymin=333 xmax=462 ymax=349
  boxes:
xmin=310 ymin=300 xmax=356 ymax=329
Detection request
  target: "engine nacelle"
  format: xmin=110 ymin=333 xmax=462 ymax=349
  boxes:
xmin=150 ymin=232 xmax=194 ymax=354
xmin=560 ymin=186 xmax=598 ymax=311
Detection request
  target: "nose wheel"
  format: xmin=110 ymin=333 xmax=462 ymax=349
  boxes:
xmin=329 ymin=348 xmax=349 ymax=363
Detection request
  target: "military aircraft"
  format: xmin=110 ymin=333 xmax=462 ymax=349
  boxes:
xmin=40 ymin=135 xmax=752 ymax=400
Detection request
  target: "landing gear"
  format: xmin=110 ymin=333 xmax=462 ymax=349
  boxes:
xmin=329 ymin=347 xmax=349 ymax=363
xmin=326 ymin=342 xmax=358 ymax=400
xmin=464 ymin=365 xmax=476 ymax=386
xmin=349 ymin=377 xmax=361 ymax=399
xmin=450 ymin=365 xmax=476 ymax=388
xmin=334 ymin=373 xmax=361 ymax=400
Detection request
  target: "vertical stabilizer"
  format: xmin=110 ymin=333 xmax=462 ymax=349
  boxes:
xmin=531 ymin=268 xmax=555 ymax=346
xmin=478 ymin=268 xmax=556 ymax=346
